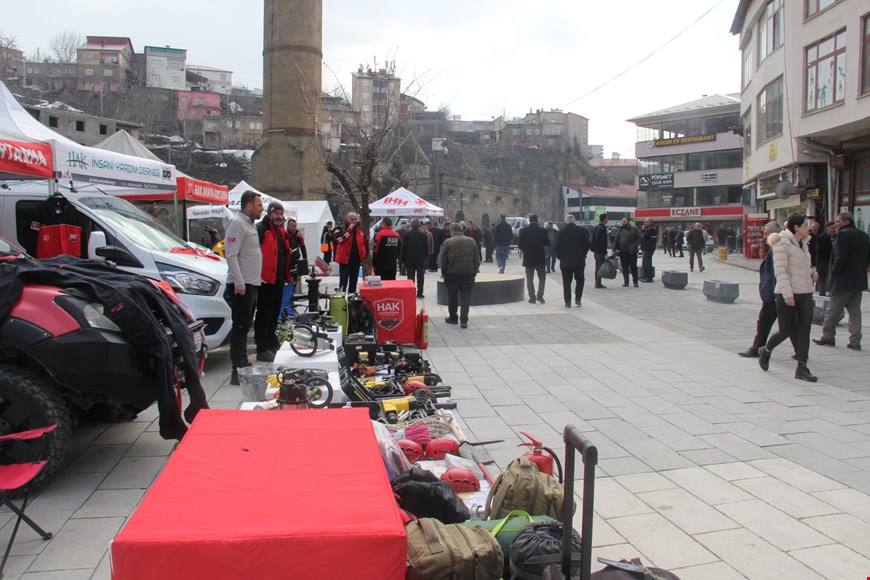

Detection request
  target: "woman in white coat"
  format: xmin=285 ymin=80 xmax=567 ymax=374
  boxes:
xmin=758 ymin=213 xmax=819 ymax=382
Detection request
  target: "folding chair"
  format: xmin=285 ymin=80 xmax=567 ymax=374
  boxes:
xmin=0 ymin=424 xmax=57 ymax=578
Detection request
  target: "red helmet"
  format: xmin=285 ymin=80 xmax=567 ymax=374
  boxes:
xmin=396 ymin=439 xmax=425 ymax=463
xmin=441 ymin=467 xmax=480 ymax=493
xmin=426 ymin=437 xmax=460 ymax=460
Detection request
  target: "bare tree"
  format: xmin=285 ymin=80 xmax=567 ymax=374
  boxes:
xmin=49 ymin=30 xmax=82 ymax=64
xmin=0 ymin=31 xmax=19 ymax=80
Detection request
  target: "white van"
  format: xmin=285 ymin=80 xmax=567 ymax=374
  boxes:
xmin=0 ymin=187 xmax=232 ymax=347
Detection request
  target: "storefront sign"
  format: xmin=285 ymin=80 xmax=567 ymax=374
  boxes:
xmin=768 ymin=141 xmax=777 ymax=162
xmin=670 ymin=207 xmax=701 ymax=217
xmin=653 ymin=134 xmax=716 ymax=147
xmin=701 ymin=172 xmax=718 ymax=183
xmin=639 ymin=173 xmax=674 ymax=190
xmin=743 ymin=213 xmax=769 ymax=259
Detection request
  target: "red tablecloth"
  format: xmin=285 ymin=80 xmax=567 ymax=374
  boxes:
xmin=111 ymin=409 xmax=406 ymax=580
xmin=360 ymin=279 xmax=417 ymax=345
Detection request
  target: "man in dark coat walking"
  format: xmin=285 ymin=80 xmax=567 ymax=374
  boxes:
xmin=401 ymin=218 xmax=430 ymax=298
xmin=493 ymin=214 xmax=514 ymax=274
xmin=612 ymin=217 xmax=641 ymax=287
xmin=813 ymin=220 xmax=835 ymax=296
xmin=518 ymin=214 xmax=549 ymax=303
xmin=555 ymin=215 xmax=591 ymax=307
xmin=640 ymin=218 xmax=657 ymax=282
xmin=814 ymin=211 xmax=870 ymax=350
xmin=590 ymin=213 xmax=609 ymax=289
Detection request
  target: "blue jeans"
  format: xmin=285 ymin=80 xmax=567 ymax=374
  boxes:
xmin=495 ymin=246 xmax=510 ymax=270
xmin=544 ymin=246 xmax=556 ymax=271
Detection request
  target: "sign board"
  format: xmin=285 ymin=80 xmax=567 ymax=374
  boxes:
xmin=653 ymin=134 xmax=716 ymax=147
xmin=638 ymin=173 xmax=674 ymax=190
xmin=669 ymin=207 xmax=701 ymax=217
xmin=701 ymin=172 xmax=718 ymax=183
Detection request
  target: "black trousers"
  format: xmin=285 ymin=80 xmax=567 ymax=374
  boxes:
xmin=254 ymin=281 xmax=284 ymax=355
xmin=751 ymin=300 xmax=797 ymax=352
xmin=224 ymin=284 xmax=258 ymax=369
xmin=339 ymin=261 xmax=361 ymax=293
xmin=561 ymin=264 xmax=585 ymax=305
xmin=407 ymin=264 xmax=426 ymax=296
xmin=767 ymin=293 xmax=813 ymax=362
xmin=619 ymin=251 xmax=638 ymax=285
xmin=379 ymin=269 xmax=397 ymax=281
xmin=444 ymin=274 xmax=475 ymax=323
xmin=593 ymin=252 xmax=606 ymax=286
xmin=485 ymin=246 xmax=494 ymax=262
xmin=641 ymin=249 xmax=654 ymax=280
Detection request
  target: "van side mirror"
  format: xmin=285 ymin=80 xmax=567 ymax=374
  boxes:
xmin=88 ymin=231 xmax=143 ymax=268
xmin=87 ymin=231 xmax=107 ymax=259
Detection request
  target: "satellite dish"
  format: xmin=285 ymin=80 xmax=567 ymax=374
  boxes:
xmin=775 ymin=179 xmax=795 ymax=199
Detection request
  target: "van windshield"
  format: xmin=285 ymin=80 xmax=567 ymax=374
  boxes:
xmin=78 ymin=196 xmax=185 ymax=253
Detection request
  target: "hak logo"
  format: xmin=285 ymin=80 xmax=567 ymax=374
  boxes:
xmin=65 ymin=151 xmax=89 ymax=170
xmin=374 ymin=298 xmax=403 ymax=330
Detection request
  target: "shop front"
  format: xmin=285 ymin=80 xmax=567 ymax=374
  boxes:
xmin=635 ymin=205 xmax=749 ymax=251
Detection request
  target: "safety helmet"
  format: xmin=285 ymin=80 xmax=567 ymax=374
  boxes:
xmin=396 ymin=439 xmax=425 ymax=463
xmin=441 ymin=467 xmax=480 ymax=493
xmin=426 ymin=437 xmax=460 ymax=460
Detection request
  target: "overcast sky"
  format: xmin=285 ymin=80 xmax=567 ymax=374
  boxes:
xmin=4 ymin=0 xmax=741 ymax=157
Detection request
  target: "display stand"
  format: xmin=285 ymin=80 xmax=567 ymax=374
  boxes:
xmin=272 ymin=341 xmax=339 ymax=372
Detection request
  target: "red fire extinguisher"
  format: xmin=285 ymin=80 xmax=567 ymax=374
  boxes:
xmin=518 ymin=431 xmax=563 ymax=483
xmin=415 ymin=307 xmax=429 ymax=349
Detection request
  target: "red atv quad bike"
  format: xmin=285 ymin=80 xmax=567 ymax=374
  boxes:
xmin=0 ymin=236 xmax=206 ymax=490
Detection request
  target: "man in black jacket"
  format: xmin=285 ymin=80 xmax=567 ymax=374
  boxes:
xmin=686 ymin=222 xmax=706 ymax=272
xmin=518 ymin=214 xmax=549 ymax=303
xmin=555 ymin=215 xmax=591 ymax=307
xmin=813 ymin=220 xmax=835 ymax=296
xmin=814 ymin=212 xmax=870 ymax=350
xmin=640 ymin=218 xmax=657 ymax=282
xmin=401 ymin=218 xmax=430 ymax=298
xmin=590 ymin=213 xmax=609 ymax=288
xmin=493 ymin=214 xmax=514 ymax=274
xmin=612 ymin=217 xmax=641 ymax=287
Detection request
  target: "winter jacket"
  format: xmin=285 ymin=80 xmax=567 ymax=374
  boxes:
xmin=518 ymin=223 xmax=549 ymax=267
xmin=829 ymin=223 xmax=870 ymax=293
xmin=814 ymin=232 xmax=833 ymax=274
xmin=257 ymin=218 xmax=293 ymax=285
xmin=555 ymin=223 xmax=590 ymax=268
xmin=494 ymin=221 xmax=514 ymax=246
xmin=686 ymin=228 xmax=705 ymax=251
xmin=439 ymin=232 xmax=480 ymax=276
xmin=769 ymin=229 xmax=814 ymax=300
xmin=641 ymin=226 xmax=657 ymax=253
xmin=225 ymin=212 xmax=262 ymax=285
xmin=758 ymin=250 xmax=775 ymax=303
xmin=334 ymin=224 xmax=367 ymax=264
xmin=590 ymin=223 xmax=609 ymax=254
xmin=372 ymin=226 xmax=401 ymax=274
xmin=613 ymin=224 xmax=641 ymax=255
xmin=401 ymin=228 xmax=430 ymax=268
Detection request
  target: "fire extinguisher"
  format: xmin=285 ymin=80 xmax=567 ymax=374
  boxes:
xmin=415 ymin=307 xmax=429 ymax=349
xmin=518 ymin=431 xmax=563 ymax=483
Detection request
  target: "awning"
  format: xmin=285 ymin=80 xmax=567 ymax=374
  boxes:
xmin=177 ymin=176 xmax=228 ymax=204
xmin=0 ymin=128 xmax=53 ymax=179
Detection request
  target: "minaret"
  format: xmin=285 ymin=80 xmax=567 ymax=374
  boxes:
xmin=251 ymin=0 xmax=329 ymax=199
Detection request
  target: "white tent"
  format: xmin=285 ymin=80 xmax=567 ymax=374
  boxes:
xmin=369 ymin=187 xmax=443 ymax=217
xmin=0 ymin=82 xmax=176 ymax=194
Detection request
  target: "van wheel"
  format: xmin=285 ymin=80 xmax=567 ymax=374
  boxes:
xmin=0 ymin=365 xmax=73 ymax=492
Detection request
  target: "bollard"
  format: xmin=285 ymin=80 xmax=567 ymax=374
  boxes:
xmin=718 ymin=246 xmax=728 ymax=260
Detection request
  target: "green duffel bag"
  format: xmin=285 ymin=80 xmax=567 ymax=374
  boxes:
xmin=462 ymin=510 xmax=556 ymax=578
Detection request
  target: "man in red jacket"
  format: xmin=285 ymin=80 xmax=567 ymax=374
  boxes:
xmin=372 ymin=217 xmax=401 ymax=279
xmin=254 ymin=201 xmax=294 ymax=361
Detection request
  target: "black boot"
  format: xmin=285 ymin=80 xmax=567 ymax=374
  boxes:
xmin=795 ymin=362 xmax=818 ymax=383
xmin=758 ymin=346 xmax=771 ymax=371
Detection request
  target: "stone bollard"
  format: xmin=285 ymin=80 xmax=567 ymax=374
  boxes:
xmin=718 ymin=246 xmax=727 ymax=260
xmin=662 ymin=270 xmax=688 ymax=289
xmin=703 ymin=280 xmax=739 ymax=303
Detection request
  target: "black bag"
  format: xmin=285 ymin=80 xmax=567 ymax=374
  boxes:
xmin=511 ymin=521 xmax=581 ymax=580
xmin=392 ymin=467 xmax=470 ymax=524
xmin=597 ymin=259 xmax=617 ymax=280
xmin=346 ymin=294 xmax=375 ymax=335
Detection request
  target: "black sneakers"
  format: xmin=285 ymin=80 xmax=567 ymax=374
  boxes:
xmin=758 ymin=347 xmax=771 ymax=371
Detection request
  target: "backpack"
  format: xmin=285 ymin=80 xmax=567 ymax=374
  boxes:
xmin=392 ymin=467 xmax=470 ymax=524
xmin=484 ymin=456 xmax=570 ymax=520
xmin=405 ymin=518 xmax=503 ymax=580
xmin=346 ymin=294 xmax=375 ymax=336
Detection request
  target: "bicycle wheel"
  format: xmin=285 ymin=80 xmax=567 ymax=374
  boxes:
xmin=304 ymin=376 xmax=334 ymax=408
xmin=289 ymin=323 xmax=318 ymax=357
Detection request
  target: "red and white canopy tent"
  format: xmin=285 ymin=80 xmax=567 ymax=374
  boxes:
xmin=0 ymin=127 xmax=53 ymax=180
xmin=368 ymin=187 xmax=443 ymax=217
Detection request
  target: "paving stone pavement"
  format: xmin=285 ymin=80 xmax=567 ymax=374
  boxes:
xmin=1 ymin=250 xmax=868 ymax=579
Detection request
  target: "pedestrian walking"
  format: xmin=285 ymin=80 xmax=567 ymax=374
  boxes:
xmin=612 ymin=217 xmax=641 ymax=287
xmin=483 ymin=225 xmax=494 ymax=263
xmin=401 ymin=218 xmax=430 ymax=298
xmin=675 ymin=227 xmax=685 ymax=257
xmin=544 ymin=222 xmax=557 ymax=273
xmin=555 ymin=215 xmax=590 ymax=307
xmin=686 ymin=223 xmax=705 ymax=272
xmin=640 ymin=218 xmax=657 ymax=282
xmin=372 ymin=217 xmax=401 ymax=280
xmin=813 ymin=211 xmax=870 ymax=351
xmin=439 ymin=222 xmax=480 ymax=329
xmin=335 ymin=212 xmax=367 ymax=294
xmin=813 ymin=220 xmax=835 ymax=296
xmin=518 ymin=214 xmax=549 ymax=303
xmin=591 ymin=213 xmax=609 ymax=288
xmin=224 ymin=190 xmax=264 ymax=385
xmin=320 ymin=221 xmax=334 ymax=263
xmin=397 ymin=220 xmax=410 ymax=275
xmin=758 ymin=213 xmax=819 ymax=382
xmin=494 ymin=214 xmax=513 ymax=274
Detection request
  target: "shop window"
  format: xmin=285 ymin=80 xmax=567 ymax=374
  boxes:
xmin=805 ymin=30 xmax=846 ymax=112
xmin=757 ymin=76 xmax=783 ymax=145
xmin=758 ymin=0 xmax=783 ymax=65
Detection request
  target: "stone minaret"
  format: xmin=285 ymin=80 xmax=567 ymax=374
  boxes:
xmin=251 ymin=0 xmax=329 ymax=199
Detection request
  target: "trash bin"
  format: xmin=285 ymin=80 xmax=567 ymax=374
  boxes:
xmin=237 ymin=364 xmax=276 ymax=402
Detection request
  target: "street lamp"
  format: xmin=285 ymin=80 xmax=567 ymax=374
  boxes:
xmin=432 ymin=137 xmax=447 ymax=206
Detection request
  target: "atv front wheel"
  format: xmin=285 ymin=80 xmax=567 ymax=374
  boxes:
xmin=0 ymin=365 xmax=73 ymax=491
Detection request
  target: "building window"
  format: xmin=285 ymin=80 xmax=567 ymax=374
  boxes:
xmin=151 ymin=74 xmax=161 ymax=83
xmin=757 ymin=76 xmax=783 ymax=145
xmin=742 ymin=108 xmax=752 ymax=158
xmin=195 ymin=97 xmax=204 ymax=105
xmin=741 ymin=40 xmax=753 ymax=90
xmin=103 ymin=68 xmax=113 ymax=77
xmin=99 ymin=124 xmax=108 ymax=135
xmin=171 ymin=76 xmax=180 ymax=84
xmin=806 ymin=30 xmax=847 ymax=112
xmin=220 ymin=73 xmax=227 ymax=81
xmin=75 ymin=120 xmax=85 ymax=132
xmin=169 ymin=61 xmax=181 ymax=70
xmin=806 ymin=0 xmax=838 ymax=17
xmin=863 ymin=15 xmax=870 ymax=94
xmin=362 ymin=92 xmax=370 ymax=100
xmin=84 ymin=68 xmax=94 ymax=77
xmin=48 ymin=116 xmax=58 ymax=128
xmin=757 ymin=0 xmax=783 ymax=65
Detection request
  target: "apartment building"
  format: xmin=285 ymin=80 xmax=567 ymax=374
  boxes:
xmin=501 ymin=109 xmax=589 ymax=155
xmin=629 ymin=94 xmax=751 ymax=233
xmin=76 ymin=36 xmax=135 ymax=92
xmin=321 ymin=93 xmax=358 ymax=152
xmin=351 ymin=65 xmax=401 ymax=128
xmin=0 ymin=46 xmax=24 ymax=83
xmin=187 ymin=65 xmax=233 ymax=95
xmin=178 ymin=91 xmax=221 ymax=120
xmin=202 ymin=115 xmax=264 ymax=149
xmin=21 ymin=62 xmax=77 ymax=93
xmin=145 ymin=46 xmax=187 ymax=91
xmin=24 ymin=104 xmax=142 ymax=146
xmin=731 ymin=0 xmax=870 ymax=227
